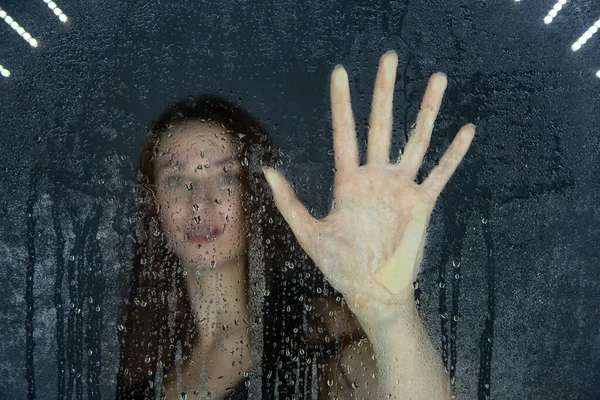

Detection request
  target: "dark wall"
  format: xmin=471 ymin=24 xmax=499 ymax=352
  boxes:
xmin=0 ymin=0 xmax=599 ymax=398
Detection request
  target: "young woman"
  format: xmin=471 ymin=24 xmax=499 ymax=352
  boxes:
xmin=116 ymin=51 xmax=475 ymax=399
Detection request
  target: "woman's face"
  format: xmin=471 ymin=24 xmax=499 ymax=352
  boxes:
xmin=154 ymin=121 xmax=246 ymax=268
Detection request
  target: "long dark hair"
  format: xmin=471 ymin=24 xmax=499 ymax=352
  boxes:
xmin=115 ymin=95 xmax=340 ymax=399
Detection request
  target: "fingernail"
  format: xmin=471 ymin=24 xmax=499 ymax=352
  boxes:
xmin=385 ymin=50 xmax=397 ymax=55
xmin=433 ymin=74 xmax=447 ymax=91
xmin=334 ymin=64 xmax=344 ymax=70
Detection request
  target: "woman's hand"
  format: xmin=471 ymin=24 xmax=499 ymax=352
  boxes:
xmin=263 ymin=51 xmax=475 ymax=325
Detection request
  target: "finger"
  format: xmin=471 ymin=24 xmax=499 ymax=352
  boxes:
xmin=366 ymin=51 xmax=398 ymax=165
xmin=397 ymin=73 xmax=447 ymax=179
xmin=421 ymin=124 xmax=475 ymax=202
xmin=331 ymin=65 xmax=359 ymax=172
xmin=262 ymin=167 xmax=319 ymax=249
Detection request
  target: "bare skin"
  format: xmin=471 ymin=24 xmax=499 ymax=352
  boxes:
xmin=153 ymin=124 xmax=251 ymax=399
xmin=264 ymin=51 xmax=476 ymax=399
xmin=308 ymin=296 xmax=379 ymax=399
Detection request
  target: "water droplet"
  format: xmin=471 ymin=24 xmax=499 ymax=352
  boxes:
xmin=117 ymin=324 xmax=124 ymax=331
xmin=453 ymin=315 xmax=460 ymax=321
xmin=441 ymin=312 xmax=448 ymax=319
xmin=454 ymin=274 xmax=460 ymax=280
xmin=305 ymin=304 xmax=313 ymax=311
xmin=263 ymin=289 xmax=270 ymax=296
xmin=186 ymin=182 xmax=194 ymax=191
xmin=316 ymin=287 xmax=322 ymax=294
xmin=439 ymin=282 xmax=445 ymax=288
xmin=69 ymin=255 xmax=75 ymax=261
xmin=412 ymin=281 xmax=419 ymax=289
xmin=140 ymin=258 xmax=147 ymax=265
xmin=352 ymin=382 xmax=359 ymax=389
xmin=482 ymin=218 xmax=488 ymax=224
xmin=327 ymin=379 xmax=334 ymax=387
xmin=241 ymin=158 xmax=248 ymax=167
xmin=452 ymin=260 xmax=460 ymax=268
xmin=210 ymin=260 xmax=216 ymax=269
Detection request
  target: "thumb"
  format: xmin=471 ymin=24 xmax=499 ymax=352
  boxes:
xmin=262 ymin=166 xmax=318 ymax=248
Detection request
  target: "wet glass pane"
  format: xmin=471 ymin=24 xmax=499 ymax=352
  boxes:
xmin=1 ymin=1 xmax=599 ymax=399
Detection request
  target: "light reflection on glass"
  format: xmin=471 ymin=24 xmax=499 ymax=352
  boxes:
xmin=544 ymin=0 xmax=568 ymax=25
xmin=0 ymin=64 xmax=10 ymax=78
xmin=0 ymin=7 xmax=38 ymax=47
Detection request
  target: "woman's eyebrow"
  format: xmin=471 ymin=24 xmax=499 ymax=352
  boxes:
xmin=156 ymin=156 xmax=237 ymax=171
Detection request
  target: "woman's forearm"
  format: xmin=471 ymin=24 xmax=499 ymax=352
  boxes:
xmin=357 ymin=302 xmax=452 ymax=400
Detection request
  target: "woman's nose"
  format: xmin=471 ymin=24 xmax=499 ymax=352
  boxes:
xmin=188 ymin=186 xmax=216 ymax=209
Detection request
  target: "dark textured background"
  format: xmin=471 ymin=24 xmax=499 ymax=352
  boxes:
xmin=0 ymin=0 xmax=599 ymax=398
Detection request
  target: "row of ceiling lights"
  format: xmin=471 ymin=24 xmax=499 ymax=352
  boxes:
xmin=0 ymin=2 xmax=598 ymax=78
xmin=516 ymin=0 xmax=599 ymax=77
xmin=0 ymin=1 xmax=67 ymax=77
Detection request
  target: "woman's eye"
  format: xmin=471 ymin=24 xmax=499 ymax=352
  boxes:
xmin=167 ymin=176 xmax=185 ymax=188
xmin=219 ymin=173 xmax=239 ymax=185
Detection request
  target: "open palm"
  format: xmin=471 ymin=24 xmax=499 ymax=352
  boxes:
xmin=263 ymin=51 xmax=475 ymax=322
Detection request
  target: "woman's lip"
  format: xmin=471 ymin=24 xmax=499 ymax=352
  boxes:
xmin=188 ymin=235 xmax=215 ymax=243
xmin=185 ymin=225 xmax=222 ymax=242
